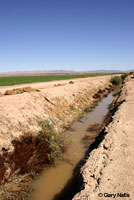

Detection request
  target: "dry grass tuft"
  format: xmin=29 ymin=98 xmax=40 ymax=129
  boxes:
xmin=4 ymin=87 xmax=40 ymax=95
xmin=87 ymin=123 xmax=101 ymax=132
xmin=0 ymin=92 xmax=3 ymax=97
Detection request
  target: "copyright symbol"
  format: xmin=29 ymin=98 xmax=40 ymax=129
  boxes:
xmin=98 ymin=193 xmax=103 ymax=197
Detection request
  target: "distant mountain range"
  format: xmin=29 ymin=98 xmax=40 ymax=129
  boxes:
xmin=0 ymin=69 xmax=133 ymax=76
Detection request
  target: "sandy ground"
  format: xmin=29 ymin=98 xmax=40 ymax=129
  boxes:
xmin=0 ymin=76 xmax=111 ymax=150
xmin=73 ymin=78 xmax=134 ymax=200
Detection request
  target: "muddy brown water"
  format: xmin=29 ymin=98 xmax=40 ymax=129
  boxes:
xmin=31 ymin=92 xmax=114 ymax=200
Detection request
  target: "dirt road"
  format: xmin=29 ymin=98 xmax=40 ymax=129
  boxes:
xmin=73 ymin=78 xmax=134 ymax=200
xmin=0 ymin=76 xmax=109 ymax=94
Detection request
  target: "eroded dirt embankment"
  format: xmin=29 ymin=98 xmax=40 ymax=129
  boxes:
xmin=73 ymin=78 xmax=134 ymax=200
xmin=0 ymin=76 xmax=112 ymax=150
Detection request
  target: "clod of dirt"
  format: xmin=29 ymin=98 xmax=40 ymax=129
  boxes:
xmin=69 ymin=81 xmax=74 ymax=84
xmin=54 ymin=83 xmax=62 ymax=87
xmin=54 ymin=83 xmax=66 ymax=87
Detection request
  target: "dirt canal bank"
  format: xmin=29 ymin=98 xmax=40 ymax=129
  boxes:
xmin=0 ymin=75 xmax=116 ymax=199
xmin=73 ymin=78 xmax=134 ymax=200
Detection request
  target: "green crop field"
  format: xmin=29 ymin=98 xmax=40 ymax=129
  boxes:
xmin=0 ymin=73 xmax=116 ymax=86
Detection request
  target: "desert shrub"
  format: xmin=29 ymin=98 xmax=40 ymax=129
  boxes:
xmin=4 ymin=87 xmax=40 ymax=96
xmin=69 ymin=104 xmax=75 ymax=111
xmin=110 ymin=76 xmax=122 ymax=85
xmin=0 ymin=134 xmax=51 ymax=185
xmin=10 ymin=134 xmax=51 ymax=174
xmin=93 ymin=93 xmax=101 ymax=99
xmin=0 ymin=119 xmax=71 ymax=186
xmin=4 ymin=90 xmax=16 ymax=95
xmin=0 ymin=153 xmax=7 ymax=185
xmin=38 ymin=119 xmax=70 ymax=161
xmin=121 ymin=73 xmax=128 ymax=80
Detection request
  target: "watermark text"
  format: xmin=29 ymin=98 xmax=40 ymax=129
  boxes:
xmin=98 ymin=193 xmax=130 ymax=198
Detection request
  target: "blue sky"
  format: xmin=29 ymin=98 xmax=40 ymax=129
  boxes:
xmin=0 ymin=0 xmax=134 ymax=72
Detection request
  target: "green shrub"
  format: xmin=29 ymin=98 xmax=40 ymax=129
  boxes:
xmin=69 ymin=104 xmax=75 ymax=111
xmin=110 ymin=76 xmax=122 ymax=85
xmin=38 ymin=119 xmax=71 ymax=161
xmin=121 ymin=73 xmax=128 ymax=80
